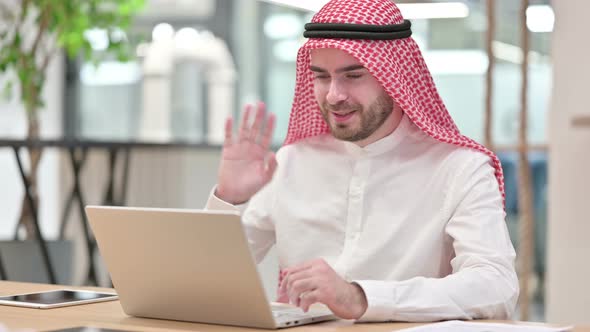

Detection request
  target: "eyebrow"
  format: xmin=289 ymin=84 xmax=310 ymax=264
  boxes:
xmin=310 ymin=64 xmax=366 ymax=73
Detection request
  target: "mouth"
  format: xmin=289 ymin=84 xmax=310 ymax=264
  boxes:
xmin=331 ymin=111 xmax=356 ymax=123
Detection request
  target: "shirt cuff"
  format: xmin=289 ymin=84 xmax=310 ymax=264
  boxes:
xmin=205 ymin=186 xmax=247 ymax=213
xmin=353 ymin=280 xmax=395 ymax=322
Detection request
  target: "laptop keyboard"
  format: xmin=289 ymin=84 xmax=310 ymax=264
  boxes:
xmin=272 ymin=308 xmax=311 ymax=319
xmin=271 ymin=306 xmax=330 ymax=321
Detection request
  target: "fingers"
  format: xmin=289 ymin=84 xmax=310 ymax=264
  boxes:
xmin=282 ymin=258 xmax=325 ymax=277
xmin=237 ymin=102 xmax=275 ymax=146
xmin=299 ymin=290 xmax=321 ymax=313
xmin=249 ymin=101 xmax=266 ymax=141
xmin=286 ymin=272 xmax=315 ymax=305
xmin=223 ymin=117 xmax=233 ymax=147
xmin=238 ymin=104 xmax=253 ymax=141
xmin=281 ymin=273 xmax=323 ymax=312
xmin=278 ymin=260 xmax=364 ymax=318
xmin=279 ymin=259 xmax=322 ymax=294
xmin=279 ymin=265 xmax=310 ymax=295
xmin=278 ymin=259 xmax=335 ymax=311
xmin=280 ymin=268 xmax=314 ymax=297
xmin=276 ymin=286 xmax=289 ymax=303
xmin=260 ymin=113 xmax=276 ymax=150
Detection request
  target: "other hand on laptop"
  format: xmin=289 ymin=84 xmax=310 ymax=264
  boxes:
xmin=278 ymin=258 xmax=368 ymax=320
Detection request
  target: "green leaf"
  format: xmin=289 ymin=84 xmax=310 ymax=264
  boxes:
xmin=2 ymin=81 xmax=13 ymax=101
xmin=2 ymin=0 xmax=146 ymax=115
xmin=118 ymin=2 xmax=132 ymax=15
xmin=82 ymin=40 xmax=93 ymax=62
xmin=12 ymin=31 xmax=22 ymax=49
xmin=7 ymin=48 xmax=18 ymax=64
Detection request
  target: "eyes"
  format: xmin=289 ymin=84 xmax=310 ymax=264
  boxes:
xmin=313 ymin=72 xmax=365 ymax=81
xmin=345 ymin=73 xmax=364 ymax=79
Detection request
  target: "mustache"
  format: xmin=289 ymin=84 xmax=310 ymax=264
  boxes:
xmin=321 ymin=102 xmax=362 ymax=113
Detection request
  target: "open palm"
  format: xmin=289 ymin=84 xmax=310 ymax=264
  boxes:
xmin=216 ymin=102 xmax=277 ymax=204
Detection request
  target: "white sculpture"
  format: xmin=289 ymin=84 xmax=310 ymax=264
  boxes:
xmin=140 ymin=24 xmax=236 ymax=144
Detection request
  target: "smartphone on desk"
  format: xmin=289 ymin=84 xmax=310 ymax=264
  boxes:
xmin=0 ymin=289 xmax=118 ymax=309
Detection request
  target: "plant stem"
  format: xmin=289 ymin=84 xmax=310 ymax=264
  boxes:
xmin=31 ymin=3 xmax=49 ymax=56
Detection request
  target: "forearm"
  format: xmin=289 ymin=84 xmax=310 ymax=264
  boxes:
xmin=354 ymin=264 xmax=518 ymax=322
xmin=204 ymin=185 xmax=276 ymax=263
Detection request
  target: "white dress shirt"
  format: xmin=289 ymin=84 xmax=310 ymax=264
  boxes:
xmin=205 ymin=114 xmax=519 ymax=322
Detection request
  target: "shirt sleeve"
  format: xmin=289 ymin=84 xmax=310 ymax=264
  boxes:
xmin=204 ymin=183 xmax=277 ymax=263
xmin=354 ymin=153 xmax=519 ymax=322
xmin=204 ymin=186 xmax=248 ymax=213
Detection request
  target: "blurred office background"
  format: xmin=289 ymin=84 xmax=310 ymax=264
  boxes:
xmin=0 ymin=0 xmax=588 ymax=325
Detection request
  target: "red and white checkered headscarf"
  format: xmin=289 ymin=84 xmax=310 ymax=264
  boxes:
xmin=283 ymin=0 xmax=505 ymax=202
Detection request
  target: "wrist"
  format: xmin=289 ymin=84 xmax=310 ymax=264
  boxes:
xmin=214 ymin=186 xmax=233 ymax=204
xmin=214 ymin=186 xmax=247 ymax=205
xmin=349 ymin=282 xmax=368 ymax=319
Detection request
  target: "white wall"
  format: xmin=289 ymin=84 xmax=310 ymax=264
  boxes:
xmin=546 ymin=1 xmax=590 ymax=324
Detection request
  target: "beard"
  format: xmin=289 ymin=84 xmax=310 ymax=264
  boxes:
xmin=319 ymin=93 xmax=394 ymax=142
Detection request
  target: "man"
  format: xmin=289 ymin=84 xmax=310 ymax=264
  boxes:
xmin=206 ymin=0 xmax=519 ymax=322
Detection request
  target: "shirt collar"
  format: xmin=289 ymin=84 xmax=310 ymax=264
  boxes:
xmin=342 ymin=113 xmax=412 ymax=158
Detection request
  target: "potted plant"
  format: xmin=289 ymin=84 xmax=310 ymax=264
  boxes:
xmin=0 ymin=0 xmax=145 ymax=239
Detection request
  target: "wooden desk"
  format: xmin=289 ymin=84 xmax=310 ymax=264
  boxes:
xmin=0 ymin=281 xmax=586 ymax=332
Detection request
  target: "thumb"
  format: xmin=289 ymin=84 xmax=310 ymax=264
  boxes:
xmin=264 ymin=152 xmax=278 ymax=180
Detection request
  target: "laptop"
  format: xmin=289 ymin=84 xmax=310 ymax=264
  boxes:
xmin=85 ymin=206 xmax=337 ymax=329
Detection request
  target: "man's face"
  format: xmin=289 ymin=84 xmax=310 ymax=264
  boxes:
xmin=310 ymin=48 xmax=396 ymax=146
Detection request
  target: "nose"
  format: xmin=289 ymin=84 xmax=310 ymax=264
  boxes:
xmin=326 ymin=80 xmax=347 ymax=105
